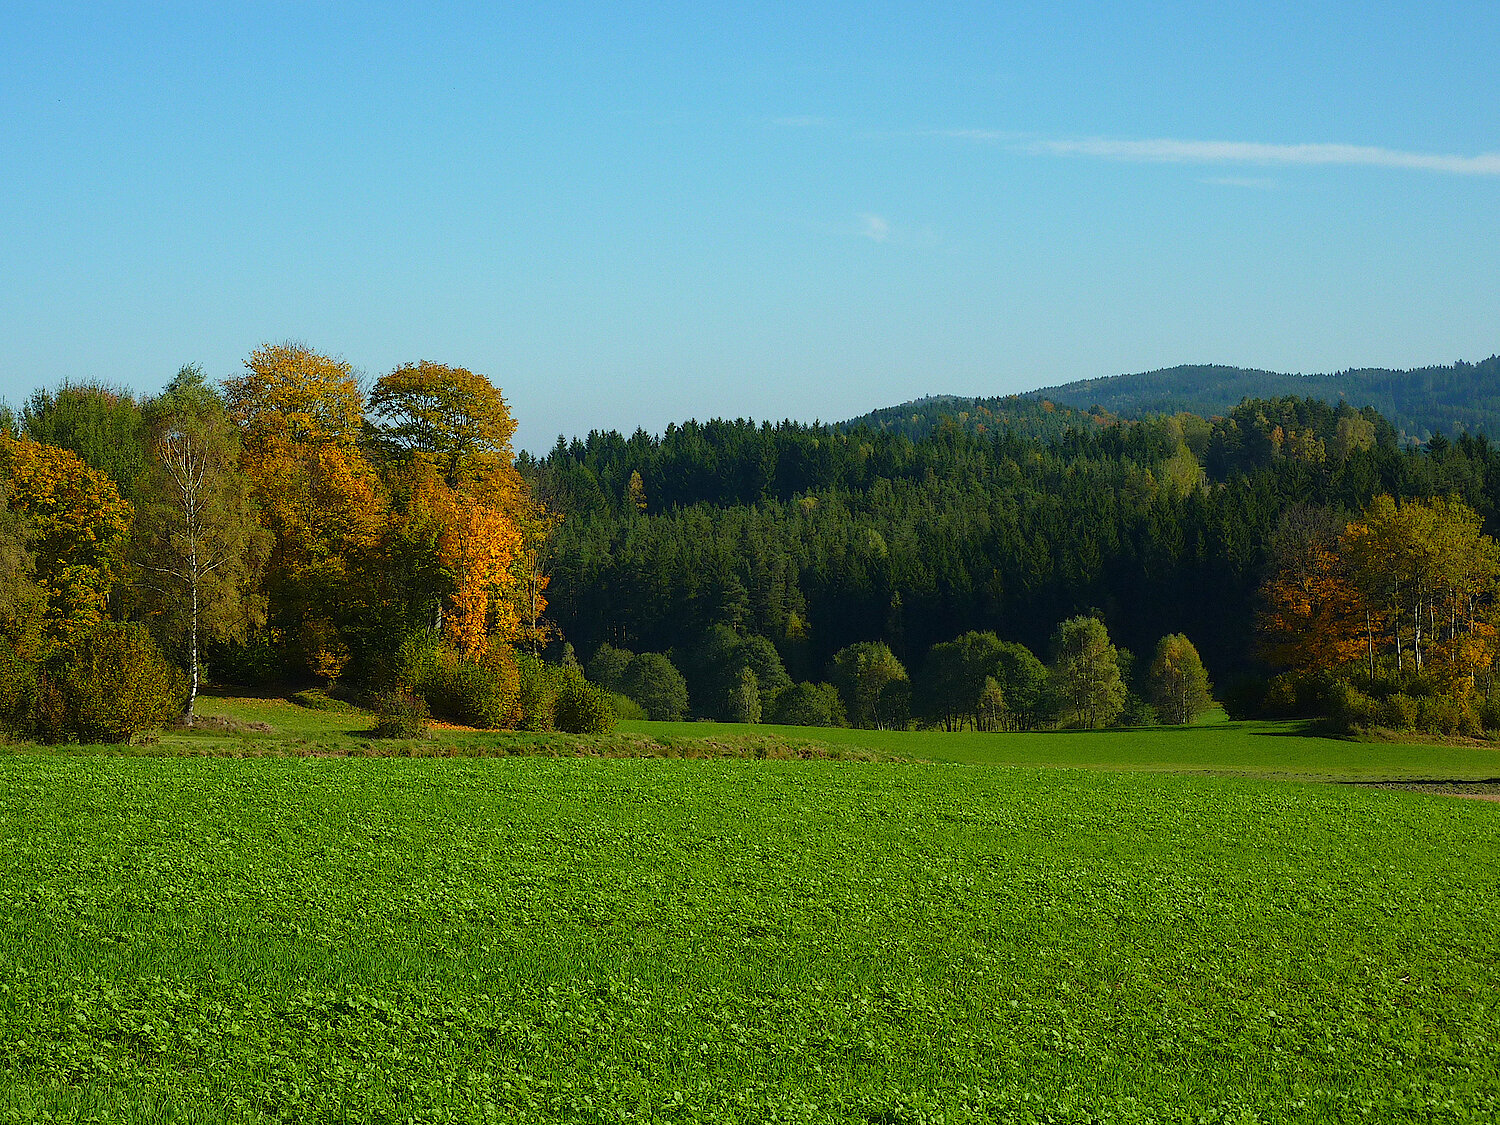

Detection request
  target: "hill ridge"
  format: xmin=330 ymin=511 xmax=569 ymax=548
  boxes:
xmin=843 ymin=355 xmax=1500 ymax=442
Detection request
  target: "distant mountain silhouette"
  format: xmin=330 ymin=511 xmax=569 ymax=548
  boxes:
xmin=1027 ymin=357 xmax=1500 ymax=441
xmin=842 ymin=356 xmax=1500 ymax=442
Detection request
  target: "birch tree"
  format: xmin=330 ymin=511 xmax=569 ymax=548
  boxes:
xmin=136 ymin=366 xmax=268 ymax=723
xmin=1049 ymin=615 xmax=1126 ymax=729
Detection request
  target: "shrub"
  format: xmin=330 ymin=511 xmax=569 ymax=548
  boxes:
xmin=1220 ymin=674 xmax=1269 ymax=720
xmin=1381 ymin=693 xmax=1418 ymax=731
xmin=515 ymin=652 xmax=558 ymax=731
xmin=1414 ymin=695 xmax=1479 ymax=738
xmin=1479 ymin=697 xmax=1500 ymax=734
xmin=371 ymin=691 xmax=430 ymax=738
xmin=609 ymin=692 xmax=647 ymax=720
xmin=0 ymin=636 xmax=42 ymax=740
xmin=424 ymin=648 xmax=520 ymax=729
xmin=393 ymin=630 xmax=445 ymax=693
xmin=1326 ymin=681 xmax=1380 ymax=733
xmin=554 ymin=673 xmax=616 ymax=735
xmin=35 ymin=623 xmax=182 ymax=743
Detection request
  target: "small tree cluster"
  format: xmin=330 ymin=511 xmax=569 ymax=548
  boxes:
xmin=1259 ymin=494 xmax=1500 ymax=733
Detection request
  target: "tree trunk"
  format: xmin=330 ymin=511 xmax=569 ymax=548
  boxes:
xmin=183 ymin=499 xmax=200 ymax=725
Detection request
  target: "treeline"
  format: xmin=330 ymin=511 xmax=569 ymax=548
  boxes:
xmin=527 ymin=396 xmax=1483 ymax=679
xmin=586 ymin=618 xmax=1213 ymax=732
xmin=524 ymin=393 xmax=1500 ymax=733
xmin=0 ymin=346 xmax=610 ymax=742
xmin=8 ymin=346 xmax=1500 ymax=742
xmin=1032 ymin=355 xmax=1500 ymax=443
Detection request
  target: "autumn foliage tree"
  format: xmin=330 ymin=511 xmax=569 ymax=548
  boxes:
xmin=369 ymin=361 xmax=518 ymax=486
xmin=1259 ymin=494 xmax=1500 ymax=724
xmin=1258 ymin=506 xmax=1365 ymax=677
xmin=1342 ymin=495 xmax=1500 ymax=691
xmin=0 ymin=436 xmax=131 ymax=642
xmin=225 ymin=343 xmax=385 ymax=675
xmin=370 ymin=362 xmax=549 ymax=659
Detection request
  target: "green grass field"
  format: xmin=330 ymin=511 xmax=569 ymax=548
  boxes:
xmin=1 ymin=697 xmax=1498 ymax=1122
xmin=619 ymin=713 xmax=1500 ymax=782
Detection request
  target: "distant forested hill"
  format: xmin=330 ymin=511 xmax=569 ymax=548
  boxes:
xmin=1026 ymin=356 xmax=1500 ymax=441
xmin=839 ymin=394 xmax=1114 ymax=442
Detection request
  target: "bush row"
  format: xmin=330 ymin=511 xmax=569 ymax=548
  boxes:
xmin=389 ymin=633 xmax=614 ymax=736
xmin=1250 ymin=670 xmax=1500 ymax=737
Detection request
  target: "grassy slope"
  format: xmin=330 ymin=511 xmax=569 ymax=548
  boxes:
xmin=1 ymin=755 xmax=1497 ymax=1123
xmin=123 ymin=694 xmax=1500 ymax=782
xmin=621 ymin=717 xmax=1500 ymax=782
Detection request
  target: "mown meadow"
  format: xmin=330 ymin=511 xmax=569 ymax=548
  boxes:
xmin=0 ymin=698 xmax=1497 ymax=1123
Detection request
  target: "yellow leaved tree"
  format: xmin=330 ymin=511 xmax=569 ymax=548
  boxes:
xmin=0 ymin=435 xmax=132 ymax=643
xmin=370 ymin=362 xmax=550 ymax=657
xmin=225 ymin=343 xmax=386 ymax=676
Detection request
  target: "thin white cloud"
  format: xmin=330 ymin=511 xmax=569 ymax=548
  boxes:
xmin=938 ymin=129 xmax=1500 ymax=175
xmin=859 ymin=213 xmax=890 ymax=242
xmin=1033 ymin=135 xmax=1500 ymax=176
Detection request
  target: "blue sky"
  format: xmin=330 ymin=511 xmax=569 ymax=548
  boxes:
xmin=2 ymin=2 xmax=1497 ymax=452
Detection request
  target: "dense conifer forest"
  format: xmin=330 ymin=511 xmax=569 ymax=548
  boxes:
xmin=526 ymin=394 xmax=1500 ymax=722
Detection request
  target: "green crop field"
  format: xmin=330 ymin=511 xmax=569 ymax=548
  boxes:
xmin=1 ymin=698 xmax=1498 ymax=1122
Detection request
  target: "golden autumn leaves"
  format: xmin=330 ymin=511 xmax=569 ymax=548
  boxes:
xmin=0 ymin=434 xmax=131 ymax=643
xmin=1261 ymin=495 xmax=1500 ymax=694
xmin=226 ymin=344 xmax=549 ymax=671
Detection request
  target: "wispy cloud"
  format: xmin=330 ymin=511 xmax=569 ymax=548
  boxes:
xmin=1035 ymin=136 xmax=1500 ymax=175
xmin=859 ymin=213 xmax=890 ymax=242
xmin=940 ymin=129 xmax=1500 ymax=175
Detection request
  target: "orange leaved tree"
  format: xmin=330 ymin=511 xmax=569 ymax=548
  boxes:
xmin=370 ymin=362 xmax=550 ymax=657
xmin=226 ymin=343 xmax=385 ymax=676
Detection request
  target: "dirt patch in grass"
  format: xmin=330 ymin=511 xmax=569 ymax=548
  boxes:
xmin=1353 ymin=780 xmax=1500 ymax=800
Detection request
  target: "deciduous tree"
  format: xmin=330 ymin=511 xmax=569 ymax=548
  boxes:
xmin=1049 ymin=615 xmax=1126 ymax=729
xmin=619 ymin=651 xmax=689 ymax=721
xmin=369 ymin=361 xmax=518 ymax=487
xmin=1148 ymin=633 xmax=1213 ymax=724
xmin=134 ymin=366 xmax=269 ymax=721
xmin=226 ymin=343 xmax=384 ymax=674
xmin=829 ymin=641 xmax=907 ymax=729
xmin=0 ymin=436 xmax=131 ymax=642
xmin=21 ymin=383 xmax=149 ymax=504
